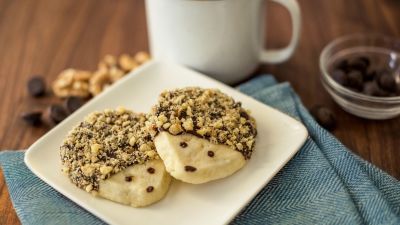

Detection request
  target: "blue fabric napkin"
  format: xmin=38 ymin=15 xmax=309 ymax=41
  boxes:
xmin=1 ymin=75 xmax=399 ymax=225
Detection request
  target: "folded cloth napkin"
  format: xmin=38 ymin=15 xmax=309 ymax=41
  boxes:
xmin=1 ymin=75 xmax=399 ymax=225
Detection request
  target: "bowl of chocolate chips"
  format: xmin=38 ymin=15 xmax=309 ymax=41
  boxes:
xmin=320 ymin=34 xmax=400 ymax=119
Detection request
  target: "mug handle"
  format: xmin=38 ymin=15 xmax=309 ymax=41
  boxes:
xmin=260 ymin=0 xmax=301 ymax=63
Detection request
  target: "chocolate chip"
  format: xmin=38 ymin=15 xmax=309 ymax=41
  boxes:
xmin=348 ymin=87 xmax=362 ymax=93
xmin=363 ymin=68 xmax=377 ymax=81
xmin=331 ymin=70 xmax=348 ymax=86
xmin=147 ymin=167 xmax=155 ymax=174
xmin=310 ymin=105 xmax=336 ymax=131
xmin=347 ymin=71 xmax=363 ymax=90
xmin=377 ymin=73 xmax=396 ymax=92
xmin=349 ymin=57 xmax=369 ymax=72
xmin=125 ymin=176 xmax=133 ymax=182
xmin=48 ymin=104 xmax=68 ymax=124
xmin=21 ymin=111 xmax=42 ymax=126
xmin=377 ymin=90 xmax=391 ymax=97
xmin=180 ymin=142 xmax=188 ymax=148
xmin=363 ymin=80 xmax=393 ymax=97
xmin=331 ymin=56 xmax=399 ymax=97
xmin=335 ymin=59 xmax=349 ymax=72
xmin=64 ymin=96 xmax=84 ymax=113
xmin=363 ymin=81 xmax=381 ymax=96
xmin=146 ymin=186 xmax=154 ymax=193
xmin=207 ymin=151 xmax=215 ymax=157
xmin=358 ymin=56 xmax=370 ymax=67
xmin=184 ymin=165 xmax=197 ymax=172
xmin=27 ymin=76 xmax=46 ymax=97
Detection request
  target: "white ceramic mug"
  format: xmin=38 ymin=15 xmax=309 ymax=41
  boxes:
xmin=145 ymin=0 xmax=301 ymax=84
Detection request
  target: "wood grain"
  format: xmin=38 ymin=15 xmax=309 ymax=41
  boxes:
xmin=0 ymin=0 xmax=399 ymax=224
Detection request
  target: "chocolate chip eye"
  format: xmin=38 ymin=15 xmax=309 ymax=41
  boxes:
xmin=180 ymin=142 xmax=188 ymax=148
xmin=184 ymin=165 xmax=197 ymax=172
xmin=147 ymin=167 xmax=155 ymax=174
xmin=125 ymin=176 xmax=133 ymax=182
xmin=207 ymin=151 xmax=215 ymax=157
xmin=146 ymin=186 xmax=154 ymax=193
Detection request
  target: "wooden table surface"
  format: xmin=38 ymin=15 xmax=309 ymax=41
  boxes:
xmin=1 ymin=0 xmax=399 ymax=224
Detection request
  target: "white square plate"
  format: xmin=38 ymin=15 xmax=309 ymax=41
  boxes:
xmin=25 ymin=61 xmax=308 ymax=225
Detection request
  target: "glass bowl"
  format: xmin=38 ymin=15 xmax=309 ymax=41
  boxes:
xmin=320 ymin=34 xmax=400 ymax=119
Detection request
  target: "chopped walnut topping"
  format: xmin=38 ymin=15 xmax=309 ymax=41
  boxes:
xmin=99 ymin=165 xmax=113 ymax=175
xmin=150 ymin=87 xmax=257 ymax=159
xmin=60 ymin=108 xmax=158 ymax=192
xmin=158 ymin=114 xmax=168 ymax=123
xmin=91 ymin=144 xmax=102 ymax=155
xmin=168 ymin=123 xmax=183 ymax=135
xmin=129 ymin=136 xmax=136 ymax=146
xmin=139 ymin=143 xmax=151 ymax=152
xmin=145 ymin=150 xmax=157 ymax=158
xmin=182 ymin=118 xmax=194 ymax=131
xmin=85 ymin=184 xmax=93 ymax=192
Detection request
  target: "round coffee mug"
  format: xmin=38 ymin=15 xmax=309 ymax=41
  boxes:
xmin=146 ymin=0 xmax=301 ymax=84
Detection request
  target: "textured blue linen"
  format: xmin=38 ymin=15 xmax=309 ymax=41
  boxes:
xmin=0 ymin=75 xmax=399 ymax=225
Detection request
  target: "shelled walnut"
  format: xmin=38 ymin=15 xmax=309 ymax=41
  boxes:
xmin=52 ymin=52 xmax=151 ymax=98
xmin=52 ymin=69 xmax=92 ymax=98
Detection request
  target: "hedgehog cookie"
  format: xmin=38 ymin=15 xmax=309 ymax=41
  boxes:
xmin=60 ymin=107 xmax=171 ymax=207
xmin=151 ymin=87 xmax=257 ymax=184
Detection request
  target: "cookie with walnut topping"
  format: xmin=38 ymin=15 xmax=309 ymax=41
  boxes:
xmin=60 ymin=107 xmax=171 ymax=207
xmin=150 ymin=87 xmax=257 ymax=184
